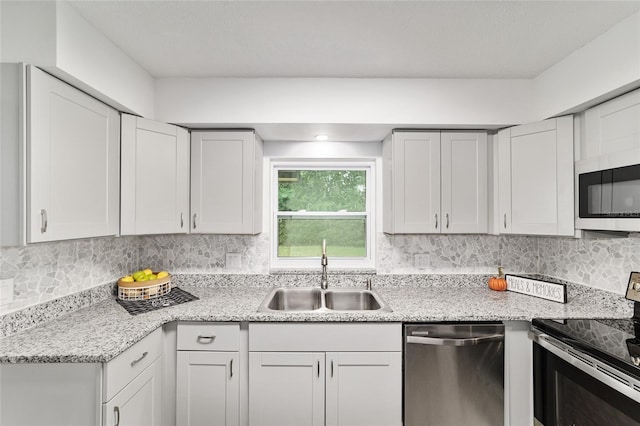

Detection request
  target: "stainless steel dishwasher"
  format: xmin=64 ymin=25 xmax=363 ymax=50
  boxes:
xmin=404 ymin=323 xmax=505 ymax=426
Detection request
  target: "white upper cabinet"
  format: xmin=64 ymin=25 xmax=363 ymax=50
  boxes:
xmin=582 ymin=88 xmax=640 ymax=163
xmin=441 ymin=132 xmax=488 ymax=233
xmin=498 ymin=116 xmax=574 ymax=236
xmin=121 ymin=114 xmax=189 ymax=235
xmin=27 ymin=66 xmax=120 ymax=243
xmin=190 ymin=130 xmax=263 ymax=234
xmin=383 ymin=130 xmax=487 ymax=234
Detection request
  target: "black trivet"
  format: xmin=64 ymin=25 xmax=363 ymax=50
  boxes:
xmin=116 ymin=287 xmax=199 ymax=316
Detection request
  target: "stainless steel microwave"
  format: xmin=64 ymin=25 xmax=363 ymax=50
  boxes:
xmin=577 ymin=163 xmax=640 ymax=232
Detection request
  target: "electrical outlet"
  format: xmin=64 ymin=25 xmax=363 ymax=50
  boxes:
xmin=414 ymin=254 xmax=430 ymax=269
xmin=0 ymin=278 xmax=15 ymax=306
xmin=225 ymin=253 xmax=242 ymax=269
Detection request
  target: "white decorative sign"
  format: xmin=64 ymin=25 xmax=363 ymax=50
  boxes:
xmin=505 ymin=275 xmax=567 ymax=304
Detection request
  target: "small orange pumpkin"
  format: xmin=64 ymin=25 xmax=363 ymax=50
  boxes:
xmin=488 ymin=267 xmax=507 ymax=291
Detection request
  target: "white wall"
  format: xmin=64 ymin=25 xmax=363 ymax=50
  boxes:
xmin=155 ymin=77 xmax=534 ymax=128
xmin=0 ymin=1 xmax=155 ymax=118
xmin=534 ymin=10 xmax=640 ymax=120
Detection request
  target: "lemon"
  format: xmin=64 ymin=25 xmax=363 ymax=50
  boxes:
xmin=157 ymin=271 xmax=169 ymax=279
xmin=148 ymin=274 xmax=158 ymax=280
xmin=132 ymin=270 xmax=146 ymax=281
xmin=121 ymin=275 xmax=134 ymax=283
xmin=143 ymin=268 xmax=153 ymax=276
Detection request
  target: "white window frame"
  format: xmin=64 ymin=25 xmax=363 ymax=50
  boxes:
xmin=270 ymin=160 xmax=375 ymax=270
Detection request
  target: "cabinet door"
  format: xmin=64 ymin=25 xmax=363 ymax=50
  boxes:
xmin=441 ymin=132 xmax=488 ymax=233
xmin=191 ymin=131 xmax=262 ymax=234
xmin=121 ymin=115 xmax=189 ymax=235
xmin=249 ymin=352 xmax=324 ymax=426
xmin=325 ymin=352 xmax=401 ymax=426
xmin=583 ymin=88 xmax=640 ymax=159
xmin=103 ymin=358 xmax=162 ymax=426
xmin=176 ymin=351 xmax=239 ymax=426
xmin=27 ymin=66 xmax=119 ymax=243
xmin=498 ymin=128 xmax=513 ymax=233
xmin=508 ymin=117 xmax=574 ymax=236
xmin=387 ymin=131 xmax=441 ymax=233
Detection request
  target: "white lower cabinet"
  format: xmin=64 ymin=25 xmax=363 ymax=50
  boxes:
xmin=176 ymin=322 xmax=241 ymax=426
xmin=325 ymin=352 xmax=402 ymax=426
xmin=248 ymin=323 xmax=402 ymax=426
xmin=249 ymin=352 xmax=325 ymax=426
xmin=103 ymin=358 xmax=163 ymax=426
xmin=0 ymin=327 xmax=163 ymax=426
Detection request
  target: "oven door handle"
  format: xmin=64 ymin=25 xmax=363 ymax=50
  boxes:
xmin=407 ymin=334 xmax=504 ymax=347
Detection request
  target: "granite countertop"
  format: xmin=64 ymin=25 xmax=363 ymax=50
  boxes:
xmin=0 ymin=276 xmax=633 ymax=364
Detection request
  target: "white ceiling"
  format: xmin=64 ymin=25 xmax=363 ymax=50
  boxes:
xmin=68 ymin=0 xmax=640 ymax=79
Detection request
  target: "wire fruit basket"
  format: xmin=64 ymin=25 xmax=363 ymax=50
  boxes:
xmin=117 ymin=274 xmax=171 ymax=301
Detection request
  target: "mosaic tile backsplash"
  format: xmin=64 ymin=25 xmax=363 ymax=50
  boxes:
xmin=2 ymin=232 xmax=640 ymax=318
xmin=538 ymin=235 xmax=640 ymax=295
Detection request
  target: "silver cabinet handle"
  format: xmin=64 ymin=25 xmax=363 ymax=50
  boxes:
xmin=40 ymin=209 xmax=48 ymax=233
xmin=446 ymin=213 xmax=449 ymax=229
xmin=407 ymin=334 xmax=504 ymax=347
xmin=317 ymin=360 xmax=320 ymax=378
xmin=197 ymin=334 xmax=215 ymax=344
xmin=180 ymin=212 xmax=184 ymax=228
xmin=130 ymin=351 xmax=148 ymax=367
xmin=114 ymin=406 xmax=120 ymax=426
xmin=331 ymin=360 xmax=334 ymax=378
xmin=230 ymin=358 xmax=233 ymax=378
xmin=504 ymin=213 xmax=507 ymax=229
xmin=434 ymin=213 xmax=438 ymax=229
xmin=193 ymin=213 xmax=198 ymax=229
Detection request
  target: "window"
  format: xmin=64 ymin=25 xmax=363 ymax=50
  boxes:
xmin=271 ymin=161 xmax=375 ymax=269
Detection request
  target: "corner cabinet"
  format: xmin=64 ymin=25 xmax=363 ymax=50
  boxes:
xmin=190 ymin=131 xmax=263 ymax=234
xmin=0 ymin=327 xmax=163 ymax=426
xmin=383 ymin=130 xmax=488 ymax=234
xmin=27 ymin=65 xmax=120 ymax=243
xmin=121 ymin=114 xmax=190 ymax=235
xmin=498 ymin=116 xmax=574 ymax=236
xmin=248 ymin=323 xmax=402 ymax=426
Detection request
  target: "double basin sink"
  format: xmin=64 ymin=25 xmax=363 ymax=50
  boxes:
xmin=258 ymin=287 xmax=392 ymax=313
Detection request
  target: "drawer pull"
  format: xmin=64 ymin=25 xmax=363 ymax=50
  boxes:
xmin=130 ymin=351 xmax=148 ymax=367
xmin=197 ymin=334 xmax=216 ymax=344
xmin=114 ymin=406 xmax=120 ymax=426
xmin=331 ymin=360 xmax=334 ymax=378
xmin=230 ymin=358 xmax=234 ymax=378
xmin=317 ymin=360 xmax=320 ymax=378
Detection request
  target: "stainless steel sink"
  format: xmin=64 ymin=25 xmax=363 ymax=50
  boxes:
xmin=257 ymin=287 xmax=392 ymax=313
xmin=324 ymin=289 xmax=382 ymax=311
xmin=264 ymin=287 xmax=322 ymax=311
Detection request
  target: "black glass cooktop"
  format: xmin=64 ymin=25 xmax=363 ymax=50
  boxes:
xmin=533 ymin=317 xmax=640 ymax=380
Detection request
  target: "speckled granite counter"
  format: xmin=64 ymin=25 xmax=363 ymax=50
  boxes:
xmin=0 ymin=274 xmax=633 ymax=363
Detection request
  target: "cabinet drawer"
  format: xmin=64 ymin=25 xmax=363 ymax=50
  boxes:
xmin=103 ymin=328 xmax=162 ymax=402
xmin=177 ymin=322 xmax=239 ymax=351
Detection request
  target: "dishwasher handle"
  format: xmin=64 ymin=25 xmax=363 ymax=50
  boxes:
xmin=407 ymin=333 xmax=504 ymax=347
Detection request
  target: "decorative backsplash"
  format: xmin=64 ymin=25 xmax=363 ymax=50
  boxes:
xmin=2 ymin=232 xmax=640 ymax=317
xmin=538 ymin=235 xmax=640 ymax=295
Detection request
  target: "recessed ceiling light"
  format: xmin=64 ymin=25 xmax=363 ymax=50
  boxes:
xmin=315 ymin=134 xmax=329 ymax=141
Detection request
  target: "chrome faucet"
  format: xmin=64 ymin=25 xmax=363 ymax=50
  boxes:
xmin=320 ymin=239 xmax=328 ymax=289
